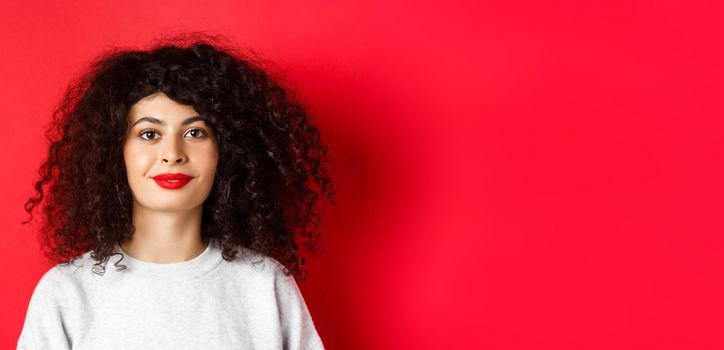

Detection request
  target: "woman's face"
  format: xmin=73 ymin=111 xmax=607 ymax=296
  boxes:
xmin=123 ymin=92 xmax=219 ymax=212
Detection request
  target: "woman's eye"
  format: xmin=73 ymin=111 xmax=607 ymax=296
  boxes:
xmin=186 ymin=128 xmax=208 ymax=138
xmin=139 ymin=130 xmax=159 ymax=141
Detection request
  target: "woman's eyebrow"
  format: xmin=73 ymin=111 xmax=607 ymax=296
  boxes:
xmin=131 ymin=115 xmax=206 ymax=128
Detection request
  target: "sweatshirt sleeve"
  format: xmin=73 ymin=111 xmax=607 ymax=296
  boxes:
xmin=16 ymin=268 xmax=71 ymax=350
xmin=272 ymin=261 xmax=325 ymax=350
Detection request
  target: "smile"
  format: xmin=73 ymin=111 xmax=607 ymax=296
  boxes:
xmin=152 ymin=173 xmax=194 ymax=190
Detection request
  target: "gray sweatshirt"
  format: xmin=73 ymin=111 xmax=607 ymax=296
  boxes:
xmin=17 ymin=243 xmax=324 ymax=350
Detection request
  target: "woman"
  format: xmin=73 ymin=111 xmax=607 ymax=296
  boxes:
xmin=18 ymin=34 xmax=335 ymax=350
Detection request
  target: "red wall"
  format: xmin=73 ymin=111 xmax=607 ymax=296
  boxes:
xmin=2 ymin=1 xmax=723 ymax=349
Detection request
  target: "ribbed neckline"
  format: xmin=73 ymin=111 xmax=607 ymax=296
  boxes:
xmin=110 ymin=242 xmax=223 ymax=281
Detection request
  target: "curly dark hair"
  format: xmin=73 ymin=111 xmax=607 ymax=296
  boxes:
xmin=22 ymin=33 xmax=336 ymax=282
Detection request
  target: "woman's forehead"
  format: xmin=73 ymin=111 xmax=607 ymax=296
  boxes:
xmin=128 ymin=93 xmax=200 ymax=124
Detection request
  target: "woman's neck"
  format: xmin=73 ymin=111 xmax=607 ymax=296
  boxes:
xmin=119 ymin=202 xmax=207 ymax=263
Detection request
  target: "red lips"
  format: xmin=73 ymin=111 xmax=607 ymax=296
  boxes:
xmin=152 ymin=173 xmax=194 ymax=189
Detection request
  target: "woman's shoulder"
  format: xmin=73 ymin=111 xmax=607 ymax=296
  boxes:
xmin=224 ymin=245 xmax=290 ymax=278
xmin=27 ymin=253 xmax=91 ymax=304
xmin=35 ymin=251 xmax=101 ymax=289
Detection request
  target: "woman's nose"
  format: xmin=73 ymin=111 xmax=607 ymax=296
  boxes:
xmin=161 ymin=137 xmax=187 ymax=164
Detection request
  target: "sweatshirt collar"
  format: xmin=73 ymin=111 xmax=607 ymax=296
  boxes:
xmin=108 ymin=242 xmax=223 ymax=281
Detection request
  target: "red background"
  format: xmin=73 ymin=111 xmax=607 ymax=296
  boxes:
xmin=2 ymin=1 xmax=723 ymax=349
